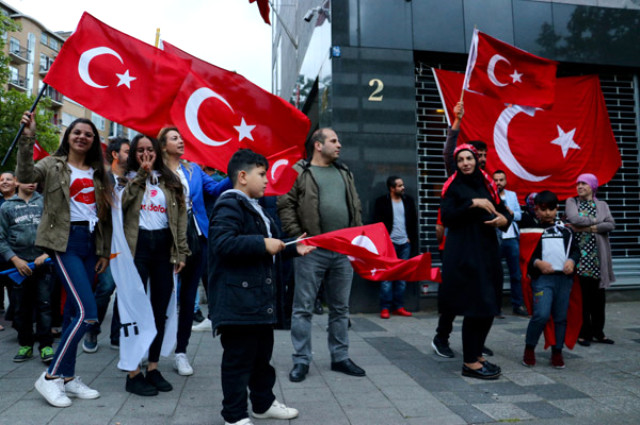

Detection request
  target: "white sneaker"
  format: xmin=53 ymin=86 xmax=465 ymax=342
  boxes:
xmin=224 ymin=418 xmax=254 ymax=425
xmin=191 ymin=318 xmax=212 ymax=332
xmin=252 ymin=400 xmax=299 ymax=420
xmin=174 ymin=353 xmax=194 ymax=376
xmin=35 ymin=371 xmax=72 ymax=407
xmin=64 ymin=376 xmax=100 ymax=399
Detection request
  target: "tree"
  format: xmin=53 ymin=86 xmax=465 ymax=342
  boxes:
xmin=0 ymin=14 xmax=60 ymax=170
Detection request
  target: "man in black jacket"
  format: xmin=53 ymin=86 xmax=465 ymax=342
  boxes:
xmin=372 ymin=176 xmax=418 ymax=319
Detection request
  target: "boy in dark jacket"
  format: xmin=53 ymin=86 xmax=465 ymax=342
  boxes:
xmin=522 ymin=191 xmax=580 ymax=369
xmin=208 ymin=149 xmax=314 ymax=425
xmin=0 ymin=180 xmax=54 ymax=363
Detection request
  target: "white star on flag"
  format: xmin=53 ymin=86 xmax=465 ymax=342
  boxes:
xmin=550 ymin=125 xmax=580 ymax=158
xmin=116 ymin=70 xmax=136 ymax=88
xmin=510 ymin=70 xmax=523 ymax=83
xmin=234 ymin=117 xmax=256 ymax=142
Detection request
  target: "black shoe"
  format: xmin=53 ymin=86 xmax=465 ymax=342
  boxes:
xmin=431 ymin=337 xmax=454 ymax=358
xmin=482 ymin=346 xmax=494 ymax=357
xmin=513 ymin=305 xmax=529 ymax=317
xmin=289 ymin=364 xmax=309 ymax=382
xmin=193 ymin=310 xmax=205 ymax=323
xmin=577 ymin=338 xmax=591 ymax=347
xmin=313 ymin=299 xmax=324 ymax=315
xmin=145 ymin=369 xmax=173 ymax=392
xmin=462 ymin=364 xmax=500 ymax=380
xmin=479 ymin=359 xmax=501 ymax=374
xmin=126 ymin=373 xmax=158 ymax=396
xmin=331 ymin=359 xmax=366 ymax=377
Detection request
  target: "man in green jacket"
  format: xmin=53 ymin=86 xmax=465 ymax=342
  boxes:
xmin=277 ymin=128 xmax=365 ymax=383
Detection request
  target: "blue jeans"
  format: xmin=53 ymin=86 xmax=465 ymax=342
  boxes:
xmin=500 ymin=237 xmax=524 ymax=308
xmin=49 ymin=225 xmax=99 ymax=378
xmin=525 ymin=274 xmax=573 ymax=350
xmin=291 ymin=248 xmax=353 ymax=364
xmin=380 ymin=242 xmax=411 ymax=310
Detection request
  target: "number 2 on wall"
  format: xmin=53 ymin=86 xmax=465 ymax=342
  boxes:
xmin=368 ymin=78 xmax=384 ymax=102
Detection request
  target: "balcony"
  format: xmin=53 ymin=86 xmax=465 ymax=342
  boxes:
xmin=45 ymin=86 xmax=63 ymax=107
xmin=39 ymin=65 xmax=49 ymax=76
xmin=8 ymin=74 xmax=27 ymax=91
xmin=9 ymin=46 xmax=29 ymax=64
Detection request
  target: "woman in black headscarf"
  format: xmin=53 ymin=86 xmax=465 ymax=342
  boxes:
xmin=440 ymin=144 xmax=513 ymax=380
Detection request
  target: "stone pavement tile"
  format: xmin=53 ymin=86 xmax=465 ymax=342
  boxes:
xmin=343 ymin=406 xmax=407 ymax=425
xmin=454 ymin=390 xmax=496 ymax=404
xmin=380 ymin=384 xmax=432 ymax=401
xmin=350 ymin=317 xmax=387 ymax=332
xmin=507 ymin=371 xmax=557 ymax=386
xmin=432 ymin=391 xmax=467 ymax=406
xmin=471 ymin=381 xmax=530 ymax=396
xmin=364 ymin=364 xmax=407 ymax=376
xmin=474 ymin=402 xmax=536 ymax=421
xmin=414 ymin=375 xmax=472 ymax=392
xmin=597 ymin=395 xmax=640 ymax=414
xmin=53 ymin=391 xmax=129 ymax=423
xmin=324 ymin=375 xmax=379 ymax=394
xmin=0 ymin=391 xmax=22 ymax=411
xmin=447 ymin=404 xmax=495 ymax=423
xmin=346 ymin=354 xmax=394 ymax=367
xmin=367 ymin=370 xmax=415 ymax=387
xmin=548 ymin=398 xmax=618 ymax=417
xmin=179 ymin=377 xmax=224 ymax=407
xmin=0 ymin=398 xmax=60 ymax=424
xmin=276 ymin=369 xmax=326 ymax=390
xmin=280 ymin=385 xmax=336 ymax=403
xmin=526 ymin=383 xmax=589 ymax=400
xmin=91 ymin=375 xmax=127 ymax=392
xmin=0 ymin=376 xmax=42 ymax=392
xmin=283 ymin=400 xmax=350 ymax=425
xmin=493 ymin=393 xmax=544 ymax=403
xmin=515 ymin=400 xmax=573 ymax=419
xmin=392 ymin=397 xmax=454 ymax=418
xmin=337 ymin=390 xmax=396 ymax=409
xmin=405 ymin=412 xmax=467 ymax=425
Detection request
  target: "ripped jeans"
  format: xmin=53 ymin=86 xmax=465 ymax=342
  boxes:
xmin=49 ymin=225 xmax=98 ymax=378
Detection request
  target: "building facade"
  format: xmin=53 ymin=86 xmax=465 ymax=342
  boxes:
xmin=273 ymin=0 xmax=640 ymax=312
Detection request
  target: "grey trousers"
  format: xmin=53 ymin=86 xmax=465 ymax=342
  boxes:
xmin=291 ymin=248 xmax=353 ymax=365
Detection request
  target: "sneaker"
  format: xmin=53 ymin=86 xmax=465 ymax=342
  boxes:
xmin=522 ymin=347 xmax=536 ymax=367
xmin=14 ymin=346 xmax=33 ymax=362
xmin=432 ymin=337 xmax=454 ymax=358
xmin=40 ymin=346 xmax=55 ymax=364
xmin=82 ymin=333 xmax=98 ymax=353
xmin=225 ymin=419 xmax=254 ymax=425
xmin=551 ymin=351 xmax=565 ymax=369
xmin=145 ymin=369 xmax=173 ymax=392
xmin=380 ymin=309 xmax=390 ymax=319
xmin=393 ymin=307 xmax=413 ymax=317
xmin=193 ymin=309 xmax=205 ymax=323
xmin=192 ymin=318 xmax=212 ymax=332
xmin=252 ymin=400 xmax=299 ymax=420
xmin=126 ymin=372 xmax=158 ymax=396
xmin=174 ymin=353 xmax=194 ymax=376
xmin=64 ymin=376 xmax=100 ymax=399
xmin=110 ymin=340 xmax=119 ymax=350
xmin=35 ymin=372 xmax=72 ymax=408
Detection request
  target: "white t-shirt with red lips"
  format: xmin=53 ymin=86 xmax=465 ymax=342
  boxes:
xmin=68 ymin=164 xmax=97 ymax=223
xmin=139 ymin=179 xmax=169 ymax=230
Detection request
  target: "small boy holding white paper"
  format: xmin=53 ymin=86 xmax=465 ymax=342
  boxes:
xmin=522 ymin=191 xmax=580 ymax=369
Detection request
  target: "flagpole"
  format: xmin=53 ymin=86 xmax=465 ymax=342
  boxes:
xmin=155 ymin=28 xmax=160 ymax=48
xmin=1 ymin=83 xmax=49 ymax=167
xmin=460 ymin=25 xmax=479 ymax=105
xmin=284 ymin=236 xmax=312 ymax=246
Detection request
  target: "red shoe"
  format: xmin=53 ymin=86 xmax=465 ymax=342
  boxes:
xmin=551 ymin=351 xmax=565 ymax=369
xmin=522 ymin=347 xmax=536 ymax=367
xmin=393 ymin=307 xmax=412 ymax=317
xmin=380 ymin=309 xmax=390 ymax=319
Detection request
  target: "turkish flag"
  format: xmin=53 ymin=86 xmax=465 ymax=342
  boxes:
xmin=464 ymin=29 xmax=557 ymax=108
xmin=264 ymin=147 xmax=303 ymax=196
xmin=44 ymin=13 xmax=189 ymax=136
xmin=301 ymin=223 xmax=435 ymax=282
xmin=249 ymin=0 xmax=271 ymax=25
xmin=163 ymin=41 xmax=310 ymax=173
xmin=33 ymin=140 xmax=49 ymax=161
xmin=434 ymin=68 xmax=621 ymax=202
xmin=519 ymin=229 xmax=582 ymax=349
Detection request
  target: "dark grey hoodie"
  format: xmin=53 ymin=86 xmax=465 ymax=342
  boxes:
xmin=0 ymin=191 xmax=45 ymax=262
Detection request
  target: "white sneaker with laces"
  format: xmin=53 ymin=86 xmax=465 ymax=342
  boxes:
xmin=35 ymin=371 xmax=72 ymax=407
xmin=224 ymin=418 xmax=254 ymax=425
xmin=174 ymin=353 xmax=194 ymax=376
xmin=64 ymin=376 xmax=100 ymax=399
xmin=252 ymin=400 xmax=299 ymax=420
xmin=192 ymin=318 xmax=212 ymax=332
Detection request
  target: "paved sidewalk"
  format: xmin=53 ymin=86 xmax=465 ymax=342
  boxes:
xmin=1 ymin=300 xmax=639 ymax=425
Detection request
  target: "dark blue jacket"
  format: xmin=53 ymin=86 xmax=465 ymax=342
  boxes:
xmin=208 ymin=191 xmax=298 ymax=331
xmin=179 ymin=162 xmax=231 ymax=239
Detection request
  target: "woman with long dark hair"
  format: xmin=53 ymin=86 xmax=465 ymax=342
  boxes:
xmin=18 ymin=112 xmax=113 ymax=407
xmin=121 ymin=134 xmax=189 ymax=396
xmin=439 ymin=144 xmax=512 ymax=380
xmin=158 ymin=127 xmax=230 ymax=376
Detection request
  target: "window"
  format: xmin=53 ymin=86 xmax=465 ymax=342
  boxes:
xmin=49 ymin=38 xmax=59 ymax=51
xmin=91 ymin=113 xmax=105 ymax=131
xmin=40 ymin=53 xmax=50 ymax=71
xmin=9 ymin=66 xmax=19 ymax=83
xmin=41 ymin=32 xmax=47 ymax=45
xmin=9 ymin=37 xmax=20 ymax=53
xmin=62 ymin=112 xmax=78 ymax=127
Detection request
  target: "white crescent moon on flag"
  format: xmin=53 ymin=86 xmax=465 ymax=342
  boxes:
xmin=185 ymin=87 xmax=235 ymax=147
xmin=78 ymin=47 xmax=123 ymax=89
xmin=271 ymin=159 xmax=289 ymax=180
xmin=493 ymin=106 xmax=551 ymax=182
xmin=347 ymin=235 xmax=379 ymax=261
xmin=487 ymin=54 xmax=510 ymax=87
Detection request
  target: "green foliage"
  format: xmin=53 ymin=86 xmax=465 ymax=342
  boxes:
xmin=0 ymin=13 xmax=20 ymax=87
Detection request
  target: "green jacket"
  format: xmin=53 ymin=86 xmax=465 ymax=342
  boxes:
xmin=122 ymin=169 xmax=190 ymax=265
xmin=15 ymin=135 xmax=112 ymax=256
xmin=277 ymin=159 xmax=362 ymax=237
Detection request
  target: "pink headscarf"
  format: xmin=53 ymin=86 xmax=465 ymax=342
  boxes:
xmin=576 ymin=173 xmax=599 ymax=199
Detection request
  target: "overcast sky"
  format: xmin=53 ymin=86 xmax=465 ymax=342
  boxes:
xmin=5 ymin=0 xmax=273 ymax=91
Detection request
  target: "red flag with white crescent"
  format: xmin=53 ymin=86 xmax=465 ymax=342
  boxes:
xmin=464 ymin=29 xmax=557 ymax=108
xmin=33 ymin=140 xmax=49 ymax=161
xmin=264 ymin=147 xmax=303 ymax=196
xmin=434 ymin=68 xmax=621 ymax=202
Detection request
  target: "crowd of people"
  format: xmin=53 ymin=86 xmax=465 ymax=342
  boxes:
xmin=0 ymin=106 xmax=617 ymax=425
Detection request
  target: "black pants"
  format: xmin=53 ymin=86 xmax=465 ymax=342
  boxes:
xmin=579 ymin=276 xmax=606 ymax=340
xmin=462 ymin=316 xmax=494 ymax=363
xmin=134 ymin=229 xmax=174 ymax=363
xmin=12 ymin=266 xmax=54 ymax=348
xmin=435 ymin=312 xmax=456 ymax=342
xmin=176 ymin=235 xmax=206 ymax=354
xmin=219 ymin=325 xmax=276 ymax=423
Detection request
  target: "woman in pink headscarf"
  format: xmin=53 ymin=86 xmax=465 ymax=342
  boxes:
xmin=565 ymin=173 xmax=616 ymax=346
